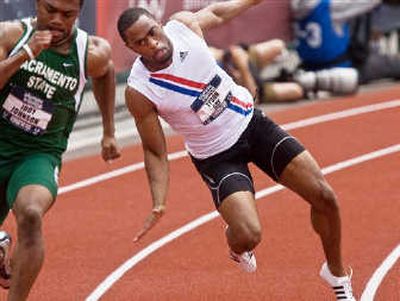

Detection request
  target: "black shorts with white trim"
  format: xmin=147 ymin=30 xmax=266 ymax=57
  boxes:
xmin=191 ymin=109 xmax=305 ymax=208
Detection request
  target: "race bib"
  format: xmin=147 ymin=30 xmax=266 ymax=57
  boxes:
xmin=191 ymin=75 xmax=231 ymax=125
xmin=2 ymin=85 xmax=54 ymax=136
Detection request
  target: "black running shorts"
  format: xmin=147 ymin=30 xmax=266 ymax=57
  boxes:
xmin=191 ymin=109 xmax=305 ymax=208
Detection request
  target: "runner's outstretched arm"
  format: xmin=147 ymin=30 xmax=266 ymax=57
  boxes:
xmin=171 ymin=0 xmax=263 ymax=37
xmin=87 ymin=36 xmax=121 ymax=162
xmin=125 ymin=87 xmax=169 ymax=242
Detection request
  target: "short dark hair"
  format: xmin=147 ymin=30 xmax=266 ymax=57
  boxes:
xmin=37 ymin=0 xmax=84 ymax=9
xmin=117 ymin=7 xmax=155 ymax=42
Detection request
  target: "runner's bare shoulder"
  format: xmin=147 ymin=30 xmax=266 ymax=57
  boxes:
xmin=0 ymin=20 xmax=25 ymax=56
xmin=169 ymin=11 xmax=203 ymax=37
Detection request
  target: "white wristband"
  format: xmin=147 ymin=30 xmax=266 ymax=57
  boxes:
xmin=22 ymin=44 xmax=35 ymax=60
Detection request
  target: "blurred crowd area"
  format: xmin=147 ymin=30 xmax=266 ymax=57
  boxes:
xmin=1 ymin=0 xmax=400 ymax=105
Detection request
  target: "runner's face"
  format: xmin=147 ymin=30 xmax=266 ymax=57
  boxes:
xmin=124 ymin=15 xmax=173 ymax=66
xmin=36 ymin=0 xmax=80 ymax=46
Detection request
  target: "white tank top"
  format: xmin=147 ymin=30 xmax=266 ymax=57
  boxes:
xmin=127 ymin=20 xmax=254 ymax=159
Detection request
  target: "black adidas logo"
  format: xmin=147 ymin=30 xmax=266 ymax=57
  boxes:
xmin=179 ymin=51 xmax=189 ymax=62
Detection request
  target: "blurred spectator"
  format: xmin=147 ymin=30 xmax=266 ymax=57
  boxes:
xmin=291 ymin=0 xmax=400 ymax=84
xmin=211 ymin=39 xmax=358 ymax=104
xmin=371 ymin=0 xmax=400 ymax=55
xmin=210 ymin=40 xmax=304 ymax=104
xmin=372 ymin=0 xmax=400 ymax=34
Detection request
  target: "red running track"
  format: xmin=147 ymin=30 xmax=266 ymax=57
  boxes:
xmin=1 ymin=86 xmax=399 ymax=301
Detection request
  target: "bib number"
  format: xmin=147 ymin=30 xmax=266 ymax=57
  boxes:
xmin=294 ymin=22 xmax=322 ymax=48
xmin=190 ymin=75 xmax=231 ymax=125
xmin=2 ymin=86 xmax=54 ymax=136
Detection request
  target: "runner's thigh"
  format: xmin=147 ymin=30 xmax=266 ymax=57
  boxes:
xmin=250 ymin=110 xmax=305 ymax=181
xmin=7 ymin=153 xmax=60 ymax=209
xmin=278 ymin=150 xmax=333 ymax=204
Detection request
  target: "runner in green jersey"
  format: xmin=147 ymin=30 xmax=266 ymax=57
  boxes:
xmin=0 ymin=0 xmax=121 ymax=299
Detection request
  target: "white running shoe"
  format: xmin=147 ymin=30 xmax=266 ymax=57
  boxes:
xmin=0 ymin=231 xmax=11 ymax=289
xmin=320 ymin=262 xmax=356 ymax=300
xmin=229 ymin=250 xmax=257 ymax=273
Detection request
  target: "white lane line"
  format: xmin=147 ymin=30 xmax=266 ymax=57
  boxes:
xmin=282 ymin=99 xmax=400 ymax=131
xmin=85 ymin=144 xmax=400 ymax=301
xmin=59 ymin=151 xmax=187 ymax=194
xmin=361 ymin=244 xmax=400 ymax=301
xmin=60 ymin=99 xmax=400 ymax=195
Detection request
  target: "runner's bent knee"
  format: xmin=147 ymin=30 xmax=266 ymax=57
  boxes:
xmin=220 ymin=192 xmax=262 ymax=249
xmin=14 ymin=206 xmax=43 ymax=246
xmin=15 ymin=206 xmax=42 ymax=230
xmin=228 ymin=219 xmax=262 ymax=250
xmin=13 ymin=185 xmax=53 ymax=233
xmin=311 ymin=180 xmax=339 ymax=214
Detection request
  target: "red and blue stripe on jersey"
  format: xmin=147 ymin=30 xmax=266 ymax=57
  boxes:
xmin=149 ymin=73 xmax=253 ymax=116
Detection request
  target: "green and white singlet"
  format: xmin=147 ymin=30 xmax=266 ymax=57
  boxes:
xmin=0 ymin=18 xmax=88 ymax=161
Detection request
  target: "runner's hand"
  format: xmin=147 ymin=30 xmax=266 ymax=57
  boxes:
xmin=101 ymin=135 xmax=121 ymax=162
xmin=27 ymin=30 xmax=53 ymax=58
xmin=133 ymin=205 xmax=166 ymax=242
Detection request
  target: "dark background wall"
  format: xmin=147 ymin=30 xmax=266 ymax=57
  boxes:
xmin=97 ymin=0 xmax=291 ymax=73
xmin=0 ymin=0 xmax=35 ymax=20
xmin=0 ymin=0 xmax=291 ymax=73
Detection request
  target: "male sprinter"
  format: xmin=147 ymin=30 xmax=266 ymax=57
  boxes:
xmin=0 ymin=0 xmax=120 ymax=299
xmin=118 ymin=1 xmax=355 ymax=299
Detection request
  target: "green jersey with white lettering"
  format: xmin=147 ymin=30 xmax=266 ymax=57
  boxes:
xmin=0 ymin=18 xmax=88 ymax=161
